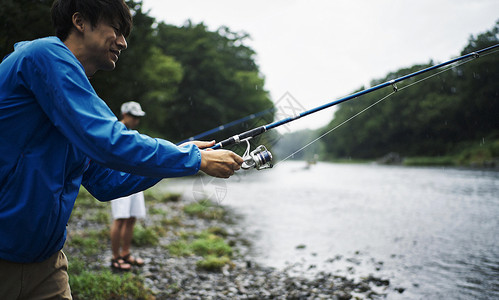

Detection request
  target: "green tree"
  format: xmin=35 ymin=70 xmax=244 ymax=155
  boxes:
xmin=320 ymin=20 xmax=498 ymax=159
xmin=140 ymin=47 xmax=184 ymax=137
xmin=152 ymin=22 xmax=272 ymax=142
xmin=0 ymin=0 xmax=53 ymax=59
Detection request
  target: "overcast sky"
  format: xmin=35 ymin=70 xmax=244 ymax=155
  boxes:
xmin=141 ymin=0 xmax=499 ymax=131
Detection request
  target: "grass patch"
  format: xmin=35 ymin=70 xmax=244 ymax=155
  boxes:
xmin=67 ymin=229 xmax=109 ymax=256
xmin=455 ymin=141 xmax=498 ymax=166
xmin=183 ymin=200 xmax=225 ymax=219
xmin=403 ymin=156 xmax=456 ymax=166
xmin=87 ymin=210 xmax=110 ymax=224
xmin=69 ymin=270 xmax=153 ymax=300
xmin=74 ymin=188 xmax=106 ymax=209
xmin=144 ymin=190 xmax=182 ymax=203
xmin=166 ymin=240 xmax=193 ymax=257
xmin=132 ymin=224 xmax=160 ymax=247
xmin=160 ymin=216 xmax=183 ymax=227
xmin=190 ymin=232 xmax=233 ymax=257
xmin=196 ymin=255 xmax=231 ymax=271
xmin=165 ymin=229 xmax=233 ymax=271
xmin=148 ymin=206 xmax=168 ymax=217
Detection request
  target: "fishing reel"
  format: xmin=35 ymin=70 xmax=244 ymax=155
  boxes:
xmin=241 ymin=139 xmax=273 ymax=170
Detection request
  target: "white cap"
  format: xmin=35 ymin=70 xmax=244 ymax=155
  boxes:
xmin=121 ymin=101 xmax=145 ymax=117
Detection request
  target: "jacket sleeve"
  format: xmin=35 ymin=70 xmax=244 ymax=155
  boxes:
xmin=22 ymin=38 xmax=201 ymax=178
xmin=81 ymin=160 xmax=162 ymax=201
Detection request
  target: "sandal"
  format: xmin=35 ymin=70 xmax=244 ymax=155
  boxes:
xmin=121 ymin=253 xmax=144 ymax=266
xmin=110 ymin=257 xmax=131 ymax=271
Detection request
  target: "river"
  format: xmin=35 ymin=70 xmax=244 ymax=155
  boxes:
xmin=159 ymin=161 xmax=499 ymax=299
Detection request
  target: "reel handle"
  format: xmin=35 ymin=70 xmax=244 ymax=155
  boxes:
xmin=241 ymin=141 xmax=273 ymax=170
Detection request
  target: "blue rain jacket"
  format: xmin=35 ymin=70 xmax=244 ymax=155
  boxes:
xmin=0 ymin=37 xmax=201 ymax=263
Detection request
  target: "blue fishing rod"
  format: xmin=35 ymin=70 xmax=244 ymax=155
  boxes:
xmin=211 ymin=44 xmax=499 ymax=170
xmin=177 ymin=107 xmax=275 ymax=145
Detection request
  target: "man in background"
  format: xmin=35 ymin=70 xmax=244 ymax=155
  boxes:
xmin=110 ymin=101 xmax=147 ymax=271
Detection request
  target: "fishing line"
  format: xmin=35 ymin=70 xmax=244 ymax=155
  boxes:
xmin=208 ymin=44 xmax=499 ymax=170
xmin=274 ymin=91 xmax=396 ymax=166
xmin=274 ymin=55 xmax=481 ymax=166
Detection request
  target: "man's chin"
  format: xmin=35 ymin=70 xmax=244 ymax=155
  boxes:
xmin=101 ymin=62 xmax=117 ymax=72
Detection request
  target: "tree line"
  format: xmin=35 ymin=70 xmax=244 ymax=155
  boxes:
xmin=0 ymin=0 xmax=273 ymax=144
xmin=274 ymin=21 xmax=499 ymax=163
xmin=1 ymin=1 xmax=497 ymax=162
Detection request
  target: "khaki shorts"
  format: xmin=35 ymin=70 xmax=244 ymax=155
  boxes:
xmin=0 ymin=250 xmax=72 ymax=299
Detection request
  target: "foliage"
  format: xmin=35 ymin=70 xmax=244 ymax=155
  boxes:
xmin=66 ymin=185 xmax=161 ymax=299
xmin=319 ymin=21 xmax=499 ymax=161
xmin=402 ymin=156 xmax=456 ymax=167
xmin=0 ymin=0 xmax=273 ymax=142
xmin=196 ymin=255 xmax=231 ymax=271
xmin=150 ymin=22 xmax=273 ymax=141
xmin=66 ymin=229 xmax=109 ymax=256
xmin=144 ymin=189 xmax=182 ymax=203
xmin=132 ymin=223 xmax=160 ymax=246
xmin=0 ymin=0 xmax=53 ymax=59
xmin=166 ymin=228 xmax=233 ymax=271
xmin=183 ymin=199 xmax=226 ymax=219
xmin=69 ymin=270 xmax=152 ymax=300
xmin=86 ymin=210 xmax=110 ymax=224
xmin=1 ymin=1 xmax=497 ymax=161
xmin=190 ymin=232 xmax=233 ymax=257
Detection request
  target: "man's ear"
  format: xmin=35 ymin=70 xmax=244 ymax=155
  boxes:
xmin=72 ymin=12 xmax=85 ymax=33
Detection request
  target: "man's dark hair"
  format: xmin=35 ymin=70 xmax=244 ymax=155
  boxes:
xmin=51 ymin=0 xmax=133 ymax=41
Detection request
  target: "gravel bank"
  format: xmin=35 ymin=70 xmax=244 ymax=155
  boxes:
xmin=68 ymin=192 xmax=395 ymax=299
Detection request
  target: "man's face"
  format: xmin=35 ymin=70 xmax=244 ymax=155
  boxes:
xmin=82 ymin=19 xmax=127 ymax=73
xmin=122 ymin=114 xmax=141 ymax=129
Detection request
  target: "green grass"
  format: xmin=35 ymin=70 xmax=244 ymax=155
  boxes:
xmin=159 ymin=216 xmax=183 ymax=227
xmin=67 ymin=229 xmax=109 ymax=256
xmin=165 ymin=228 xmax=234 ymax=271
xmin=148 ymin=206 xmax=168 ymax=217
xmin=183 ymin=200 xmax=225 ymax=219
xmin=166 ymin=240 xmax=193 ymax=257
xmin=196 ymin=255 xmax=231 ymax=271
xmin=69 ymin=270 xmax=153 ymax=300
xmin=67 ymin=184 xmax=236 ymax=299
xmin=190 ymin=233 xmax=233 ymax=257
xmin=67 ymin=188 xmax=182 ymax=299
xmin=86 ymin=210 xmax=110 ymax=224
xmin=74 ymin=188 xmax=106 ymax=209
xmin=403 ymin=156 xmax=456 ymax=166
xmin=144 ymin=190 xmax=182 ymax=203
xmin=132 ymin=223 xmax=160 ymax=247
xmin=403 ymin=139 xmax=499 ymax=167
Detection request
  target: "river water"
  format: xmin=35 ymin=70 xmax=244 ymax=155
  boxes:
xmin=159 ymin=161 xmax=499 ymax=299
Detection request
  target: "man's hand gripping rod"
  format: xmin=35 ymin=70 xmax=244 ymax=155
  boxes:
xmin=211 ymin=126 xmax=273 ymax=170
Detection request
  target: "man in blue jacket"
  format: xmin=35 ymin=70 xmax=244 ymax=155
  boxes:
xmin=0 ymin=0 xmax=243 ymax=298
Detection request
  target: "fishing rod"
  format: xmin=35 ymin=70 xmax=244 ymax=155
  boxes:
xmin=176 ymin=107 xmax=275 ymax=145
xmin=211 ymin=44 xmax=499 ymax=170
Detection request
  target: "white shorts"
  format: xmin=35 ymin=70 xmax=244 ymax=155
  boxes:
xmin=111 ymin=192 xmax=146 ymax=219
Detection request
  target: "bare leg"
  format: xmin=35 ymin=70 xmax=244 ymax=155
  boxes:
xmin=110 ymin=219 xmax=131 ymax=270
xmin=121 ymin=217 xmax=144 ymax=265
xmin=120 ymin=217 xmax=136 ymax=256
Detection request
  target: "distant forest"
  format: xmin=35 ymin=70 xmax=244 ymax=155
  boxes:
xmin=275 ymin=21 xmax=499 ymax=164
xmin=1 ymin=1 xmax=497 ymax=163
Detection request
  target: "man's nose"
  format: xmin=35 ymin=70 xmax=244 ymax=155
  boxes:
xmin=117 ymin=34 xmax=127 ymax=50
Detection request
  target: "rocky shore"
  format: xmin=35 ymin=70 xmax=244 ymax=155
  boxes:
xmin=67 ymin=189 xmax=394 ymax=299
